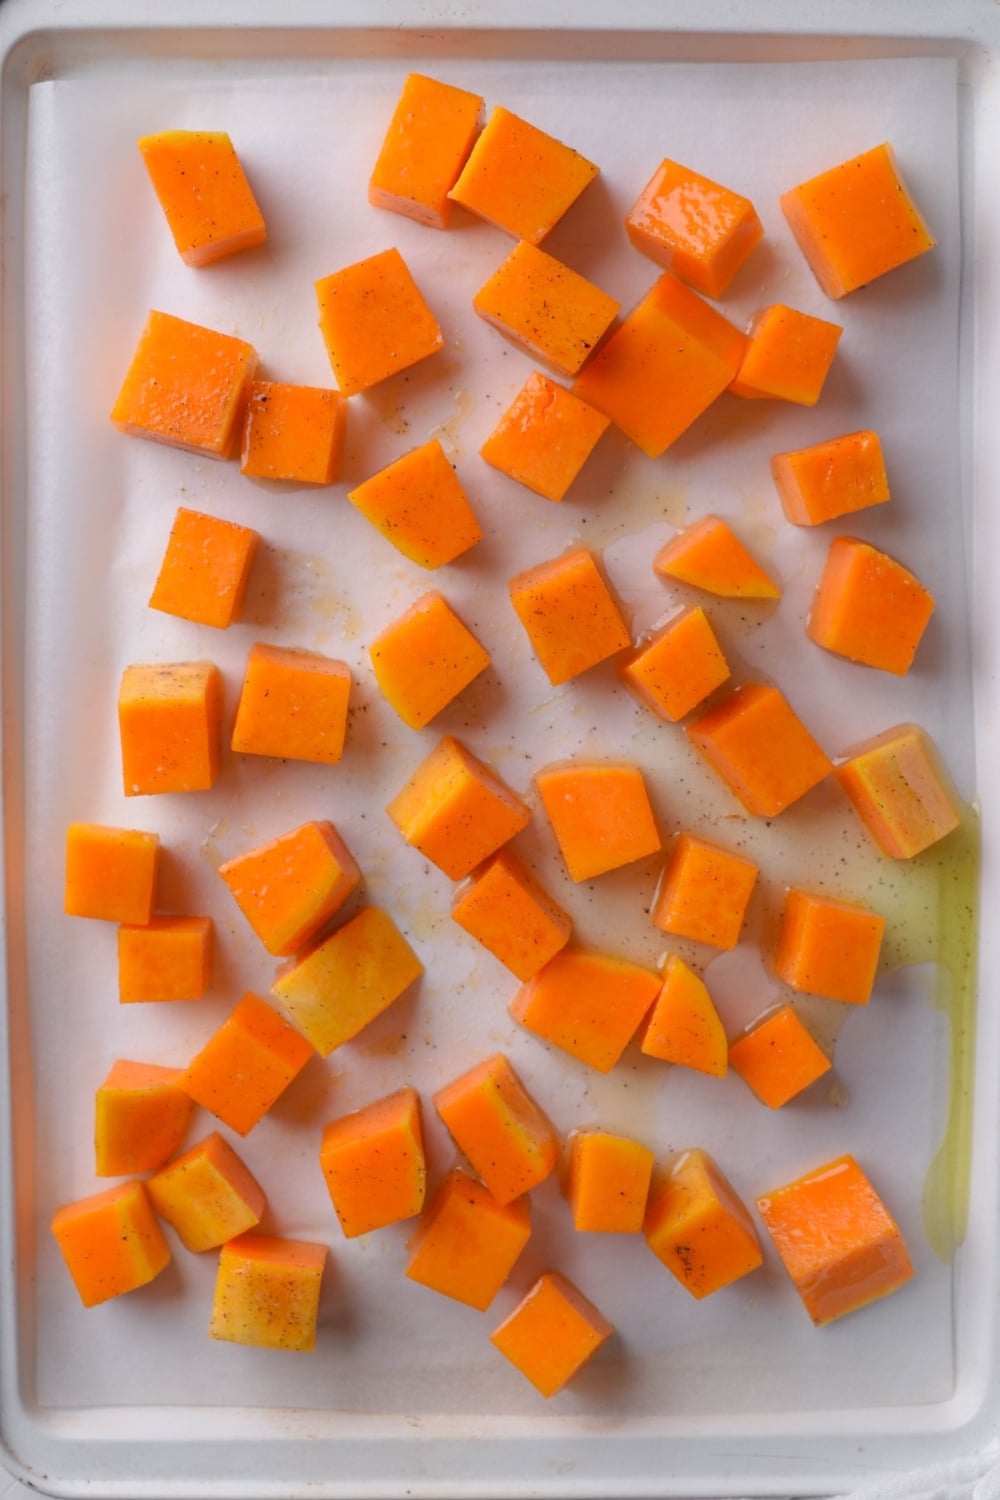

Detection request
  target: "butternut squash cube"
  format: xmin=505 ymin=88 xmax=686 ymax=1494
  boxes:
xmin=149 ymin=506 xmax=259 ymax=629
xmin=473 ymin=241 xmax=619 ymax=379
xmin=316 ymin=247 xmax=443 ymax=396
xmin=620 ymin=606 xmax=730 ymax=723
xmin=117 ymin=914 xmax=213 ymax=1003
xmin=94 ymin=1059 xmax=194 ymax=1177
xmin=625 ymin=158 xmax=763 ymax=299
xmin=652 ymin=833 xmax=758 ymax=951
xmin=480 ymin=370 xmax=610 ymax=501
xmin=433 ymin=1053 xmax=557 ymax=1205
xmin=240 ymin=381 xmax=346 ymax=484
xmin=65 ymin=822 xmax=159 ymax=924
xmin=654 ymin=515 xmax=780 ymax=600
xmin=451 ymin=849 xmax=571 ymax=981
xmin=218 ymin=819 xmax=361 ymax=958
xmin=534 ymin=761 xmax=661 ymax=881
xmin=728 ymin=1005 xmax=831 ymax=1109
xmin=835 ymin=724 xmax=961 ymax=859
xmin=509 ymin=547 xmax=630 ymax=686
xmin=637 ymin=955 xmax=727 ymax=1077
xmin=138 ymin=129 xmax=265 ymax=267
xmin=730 ymin=304 xmax=842 ymax=405
xmin=182 ymin=992 xmax=314 ymax=1136
xmin=319 ymin=1087 xmax=425 ymax=1238
xmin=449 ymin=105 xmax=598 ymax=244
xmin=771 ymin=430 xmax=889 ymax=527
xmin=565 ymin=1130 xmax=654 ymax=1234
xmin=51 ymin=1181 xmax=170 ymax=1308
xmin=644 ymin=1148 xmax=762 ymax=1299
xmin=490 ymin=1272 xmax=613 ymax=1398
xmin=147 ymin=1132 xmax=266 ymax=1252
xmin=369 ymin=73 xmax=484 ymax=230
xmin=210 ymin=1233 xmax=327 ymax=1351
xmin=510 ymin=948 xmax=661 ymax=1074
xmin=119 ymin=661 xmax=223 ymax=796
xmin=231 ymin=643 xmax=351 ymax=765
xmin=348 ymin=439 xmax=483 ymax=569
xmin=369 ymin=591 xmax=490 ymax=730
xmin=775 ymin=888 xmax=885 ymax=1006
xmin=406 ymin=1168 xmax=531 ymax=1310
xmin=808 ymin=536 xmax=934 ymax=675
xmin=687 ymin=683 xmax=832 ymax=817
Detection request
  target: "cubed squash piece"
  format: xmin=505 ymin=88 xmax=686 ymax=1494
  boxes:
xmin=652 ymin=833 xmax=758 ymax=950
xmin=149 ymin=506 xmax=259 ymax=629
xmin=51 ymin=1181 xmax=171 ymax=1308
xmin=118 ymin=915 xmax=213 ymax=1003
xmin=370 ymin=591 xmax=490 ymax=730
xmin=369 ymin=72 xmax=484 ymax=229
xmin=473 ymin=241 xmax=619 ymax=379
xmin=730 ymin=304 xmax=842 ymax=404
xmin=771 ymin=430 xmax=889 ymax=527
xmin=480 ymin=371 xmax=610 ymax=502
xmin=654 ymin=515 xmax=780 ymax=600
xmin=490 ymin=1272 xmax=613 ymax=1398
xmin=509 ymin=547 xmax=630 ymax=686
xmin=775 ymin=888 xmax=885 ymax=1005
xmin=319 ymin=1087 xmax=425 ymax=1238
xmin=433 ymin=1053 xmax=557 ymax=1205
xmin=625 ymin=158 xmax=763 ymax=299
xmin=231 ymin=643 xmax=350 ymax=765
xmin=780 ymin=144 xmax=936 ymax=299
xmin=386 ymin=735 xmax=530 ymax=880
xmin=95 ymin=1059 xmax=194 ymax=1176
xmin=147 ymin=1132 xmax=266 ymax=1252
xmin=687 ymin=683 xmax=832 ymax=817
xmin=406 ymin=1169 xmax=531 ymax=1310
xmin=835 ymin=724 xmax=961 ymax=859
xmin=534 ymin=761 xmax=661 ymax=881
xmin=637 ymin=954 xmax=727 ymax=1077
xmin=272 ymin=905 xmax=423 ymax=1057
xmin=728 ymin=1005 xmax=831 ymax=1109
xmin=210 ymin=1233 xmax=327 ymax=1351
xmin=756 ymin=1154 xmax=915 ymax=1323
xmin=110 ymin=309 xmax=257 ymax=458
xmin=316 ymin=247 xmax=442 ymax=396
xmin=119 ymin=661 xmax=223 ymax=796
xmin=449 ymin=105 xmax=598 ymax=244
xmin=348 ymin=439 xmax=483 ymax=569
xmin=138 ymin=129 xmax=265 ymax=266
xmin=218 ymin=820 xmax=361 ymax=958
xmin=644 ymin=1148 xmax=762 ymax=1299
xmin=451 ymin=849 xmax=571 ymax=981
xmin=620 ymin=606 xmax=730 ymax=723
xmin=240 ymin=381 xmax=346 ymax=484
xmin=182 ymin=992 xmax=314 ymax=1136
xmin=565 ymin=1130 xmax=654 ymax=1234
xmin=65 ymin=822 xmax=159 ymax=924
xmin=808 ymin=536 xmax=934 ymax=675
xmin=510 ymin=948 xmax=661 ymax=1074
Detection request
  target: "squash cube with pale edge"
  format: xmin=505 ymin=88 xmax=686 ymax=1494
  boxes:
xmin=834 ymin=724 xmax=960 ymax=859
xmin=218 ymin=820 xmax=361 ymax=958
xmin=644 ymin=1148 xmax=762 ymax=1299
xmin=119 ymin=662 xmax=223 ymax=796
xmin=386 ymin=735 xmax=530 ymax=880
xmin=566 ymin=1131 xmax=654 ymax=1234
xmin=316 ymin=247 xmax=443 ymax=396
xmin=65 ymin=822 xmax=159 ymax=923
xmin=474 ymin=241 xmax=619 ymax=379
xmin=449 ymin=105 xmax=598 ymax=244
xmin=51 ymin=1181 xmax=171 ymax=1308
xmin=534 ymin=762 xmax=661 ymax=881
xmin=451 ymin=849 xmax=571 ymax=981
xmin=480 ymin=371 xmax=610 ymax=502
xmin=775 ymin=888 xmax=885 ymax=1005
xmin=620 ymin=607 xmax=730 ymax=723
xmin=654 ymin=516 xmax=781 ymax=600
xmin=95 ymin=1060 xmax=194 ymax=1177
xmin=637 ymin=955 xmax=727 ymax=1077
xmin=687 ymin=683 xmax=832 ymax=817
xmin=808 ymin=537 xmax=934 ymax=676
xmin=510 ymin=948 xmax=661 ymax=1074
xmin=509 ymin=548 xmax=630 ymax=686
xmin=729 ymin=1006 xmax=831 ymax=1109
xmin=348 ymin=439 xmax=483 ymax=569
xmin=147 ymin=1132 xmax=266 ymax=1252
xmin=210 ymin=1233 xmax=327 ymax=1351
xmin=182 ymin=992 xmax=314 ymax=1136
xmin=730 ymin=304 xmax=842 ymax=405
xmin=370 ymin=591 xmax=491 ymax=730
xmin=756 ymin=1154 xmax=914 ymax=1324
xmin=150 ymin=507 xmax=259 ymax=629
xmin=771 ymin=430 xmax=889 ymax=527
xmin=272 ymin=906 xmax=423 ymax=1057
xmin=490 ymin=1273 xmax=613 ymax=1398
xmin=369 ymin=73 xmax=484 ymax=230
xmin=433 ymin=1053 xmax=557 ymax=1205
xmin=240 ymin=381 xmax=346 ymax=484
xmin=138 ymin=130 xmax=265 ymax=267
xmin=652 ymin=834 xmax=758 ymax=950
xmin=231 ymin=643 xmax=351 ymax=765
xmin=625 ymin=158 xmax=763 ymax=299
xmin=118 ymin=915 xmax=213 ymax=1003
xmin=319 ymin=1088 xmax=425 ymax=1238
xmin=406 ymin=1169 xmax=532 ymax=1310
xmin=110 ymin=309 xmax=257 ymax=458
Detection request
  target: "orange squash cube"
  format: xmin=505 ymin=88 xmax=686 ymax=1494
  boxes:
xmin=687 ymin=683 xmax=832 ymax=817
xmin=728 ymin=1005 xmax=831 ymax=1109
xmin=369 ymin=591 xmax=490 ymax=730
xmin=772 ymin=430 xmax=889 ymax=527
xmin=637 ymin=954 xmax=727 ymax=1077
xmin=231 ymin=643 xmax=351 ymax=766
xmin=775 ymin=888 xmax=885 ymax=1005
xmin=652 ymin=833 xmax=758 ymax=950
xmin=182 ymin=992 xmax=314 ymax=1136
xmin=644 ymin=1148 xmax=762 ymax=1299
xmin=117 ymin=915 xmax=213 ymax=1003
xmin=490 ymin=1272 xmax=613 ymax=1398
xmin=94 ymin=1059 xmax=194 ymax=1176
xmin=240 ymin=381 xmax=346 ymax=484
xmin=218 ymin=819 xmax=360 ymax=958
xmin=534 ymin=761 xmax=661 ymax=881
xmin=835 ymin=724 xmax=961 ymax=859
xmin=147 ymin=1132 xmax=266 ymax=1252
xmin=808 ymin=536 xmax=934 ymax=676
xmin=451 ymin=849 xmax=571 ymax=981
xmin=730 ymin=304 xmax=842 ymax=404
xmin=473 ymin=241 xmax=619 ymax=379
xmin=480 ymin=371 xmax=610 ymax=502
xmin=757 ymin=1154 xmax=915 ymax=1323
xmin=510 ymin=948 xmax=661 ymax=1074
xmin=654 ymin=515 xmax=780 ymax=600
xmin=369 ymin=72 xmax=483 ymax=230
xmin=620 ymin=606 xmax=730 ymax=723
xmin=65 ymin=822 xmax=159 ymax=924
xmin=319 ymin=1088 xmax=425 ymax=1238
xmin=781 ymin=143 xmax=936 ymax=300
xmin=625 ymin=159 xmax=763 ymax=299
xmin=406 ymin=1168 xmax=531 ymax=1310
xmin=565 ymin=1130 xmax=654 ymax=1234
xmin=110 ymin=309 xmax=257 ymax=459
xmin=449 ymin=105 xmax=598 ymax=244
xmin=149 ymin=507 xmax=259 ymax=629
xmin=138 ymin=129 xmax=265 ymax=267
xmin=210 ymin=1233 xmax=327 ymax=1351
xmin=316 ymin=246 xmax=442 ymax=396
xmin=573 ymin=272 xmax=747 ymax=457
xmin=348 ymin=439 xmax=483 ymax=569
xmin=51 ymin=1181 xmax=171 ymax=1308
xmin=509 ymin=547 xmax=630 ymax=686
xmin=433 ymin=1053 xmax=557 ymax=1205
xmin=272 ymin=905 xmax=423 ymax=1057
xmin=119 ymin=661 xmax=222 ymax=796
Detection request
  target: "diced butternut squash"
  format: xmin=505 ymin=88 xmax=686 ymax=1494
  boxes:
xmin=808 ymin=536 xmax=934 ymax=675
xmin=775 ymin=888 xmax=885 ymax=1005
xmin=625 ymin=159 xmax=763 ymax=299
xmin=369 ymin=591 xmax=490 ymax=730
xmin=573 ymin=272 xmax=747 ymax=457
xmin=118 ymin=661 xmax=223 ymax=796
xmin=637 ymin=955 xmax=727 ymax=1077
xmin=644 ymin=1148 xmax=762 ymax=1299
xmin=348 ymin=439 xmax=483 ymax=569
xmin=508 ymin=547 xmax=630 ymax=686
xmin=433 ymin=1053 xmax=557 ymax=1205
xmin=110 ymin=309 xmax=257 ymax=458
xmin=218 ymin=820 xmax=361 ymax=958
xmin=369 ymin=72 xmax=484 ymax=230
xmin=319 ymin=1087 xmax=425 ymax=1238
xmin=230 ymin=643 xmax=351 ymax=765
xmin=756 ymin=1154 xmax=915 ymax=1324
xmin=534 ymin=761 xmax=661 ymax=881
xmin=117 ymin=915 xmax=213 ymax=1003
xmin=449 ymin=105 xmax=598 ymax=244
xmin=182 ymin=992 xmax=314 ymax=1136
xmin=687 ymin=683 xmax=832 ymax=817
xmin=473 ymin=241 xmax=619 ymax=379
xmin=272 ymin=905 xmax=423 ymax=1057
xmin=210 ymin=1233 xmax=327 ymax=1351
xmin=479 ymin=370 xmax=610 ymax=502
xmin=835 ymin=723 xmax=961 ymax=859
xmin=94 ymin=1059 xmax=194 ymax=1177
xmin=654 ymin=515 xmax=780 ymax=600
xmin=316 ymin=246 xmax=442 ymax=396
xmin=780 ymin=143 xmax=936 ymax=299
xmin=728 ymin=1005 xmax=831 ymax=1109
xmin=730 ymin=304 xmax=842 ymax=404
xmin=51 ymin=1181 xmax=171 ymax=1308
xmin=652 ymin=833 xmax=758 ymax=950
xmin=386 ymin=735 xmax=530 ymax=880
xmin=771 ymin=430 xmax=889 ymax=527
xmin=65 ymin=822 xmax=159 ymax=924
xmin=147 ymin=1132 xmax=266 ymax=1252
xmin=619 ymin=606 xmax=730 ymax=723
xmin=510 ymin=948 xmax=662 ymax=1074
xmin=149 ymin=506 xmax=258 ymax=629
xmin=406 ymin=1168 xmax=531 ymax=1310
xmin=490 ymin=1272 xmax=613 ymax=1398
xmin=240 ymin=381 xmax=346 ymax=484
xmin=451 ymin=849 xmax=571 ymax=981
xmin=138 ymin=129 xmax=265 ymax=267
xmin=565 ymin=1130 xmax=654 ymax=1234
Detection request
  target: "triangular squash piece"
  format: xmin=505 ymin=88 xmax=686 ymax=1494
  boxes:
xmin=637 ymin=954 xmax=727 ymax=1076
xmin=654 ymin=515 xmax=780 ymax=599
